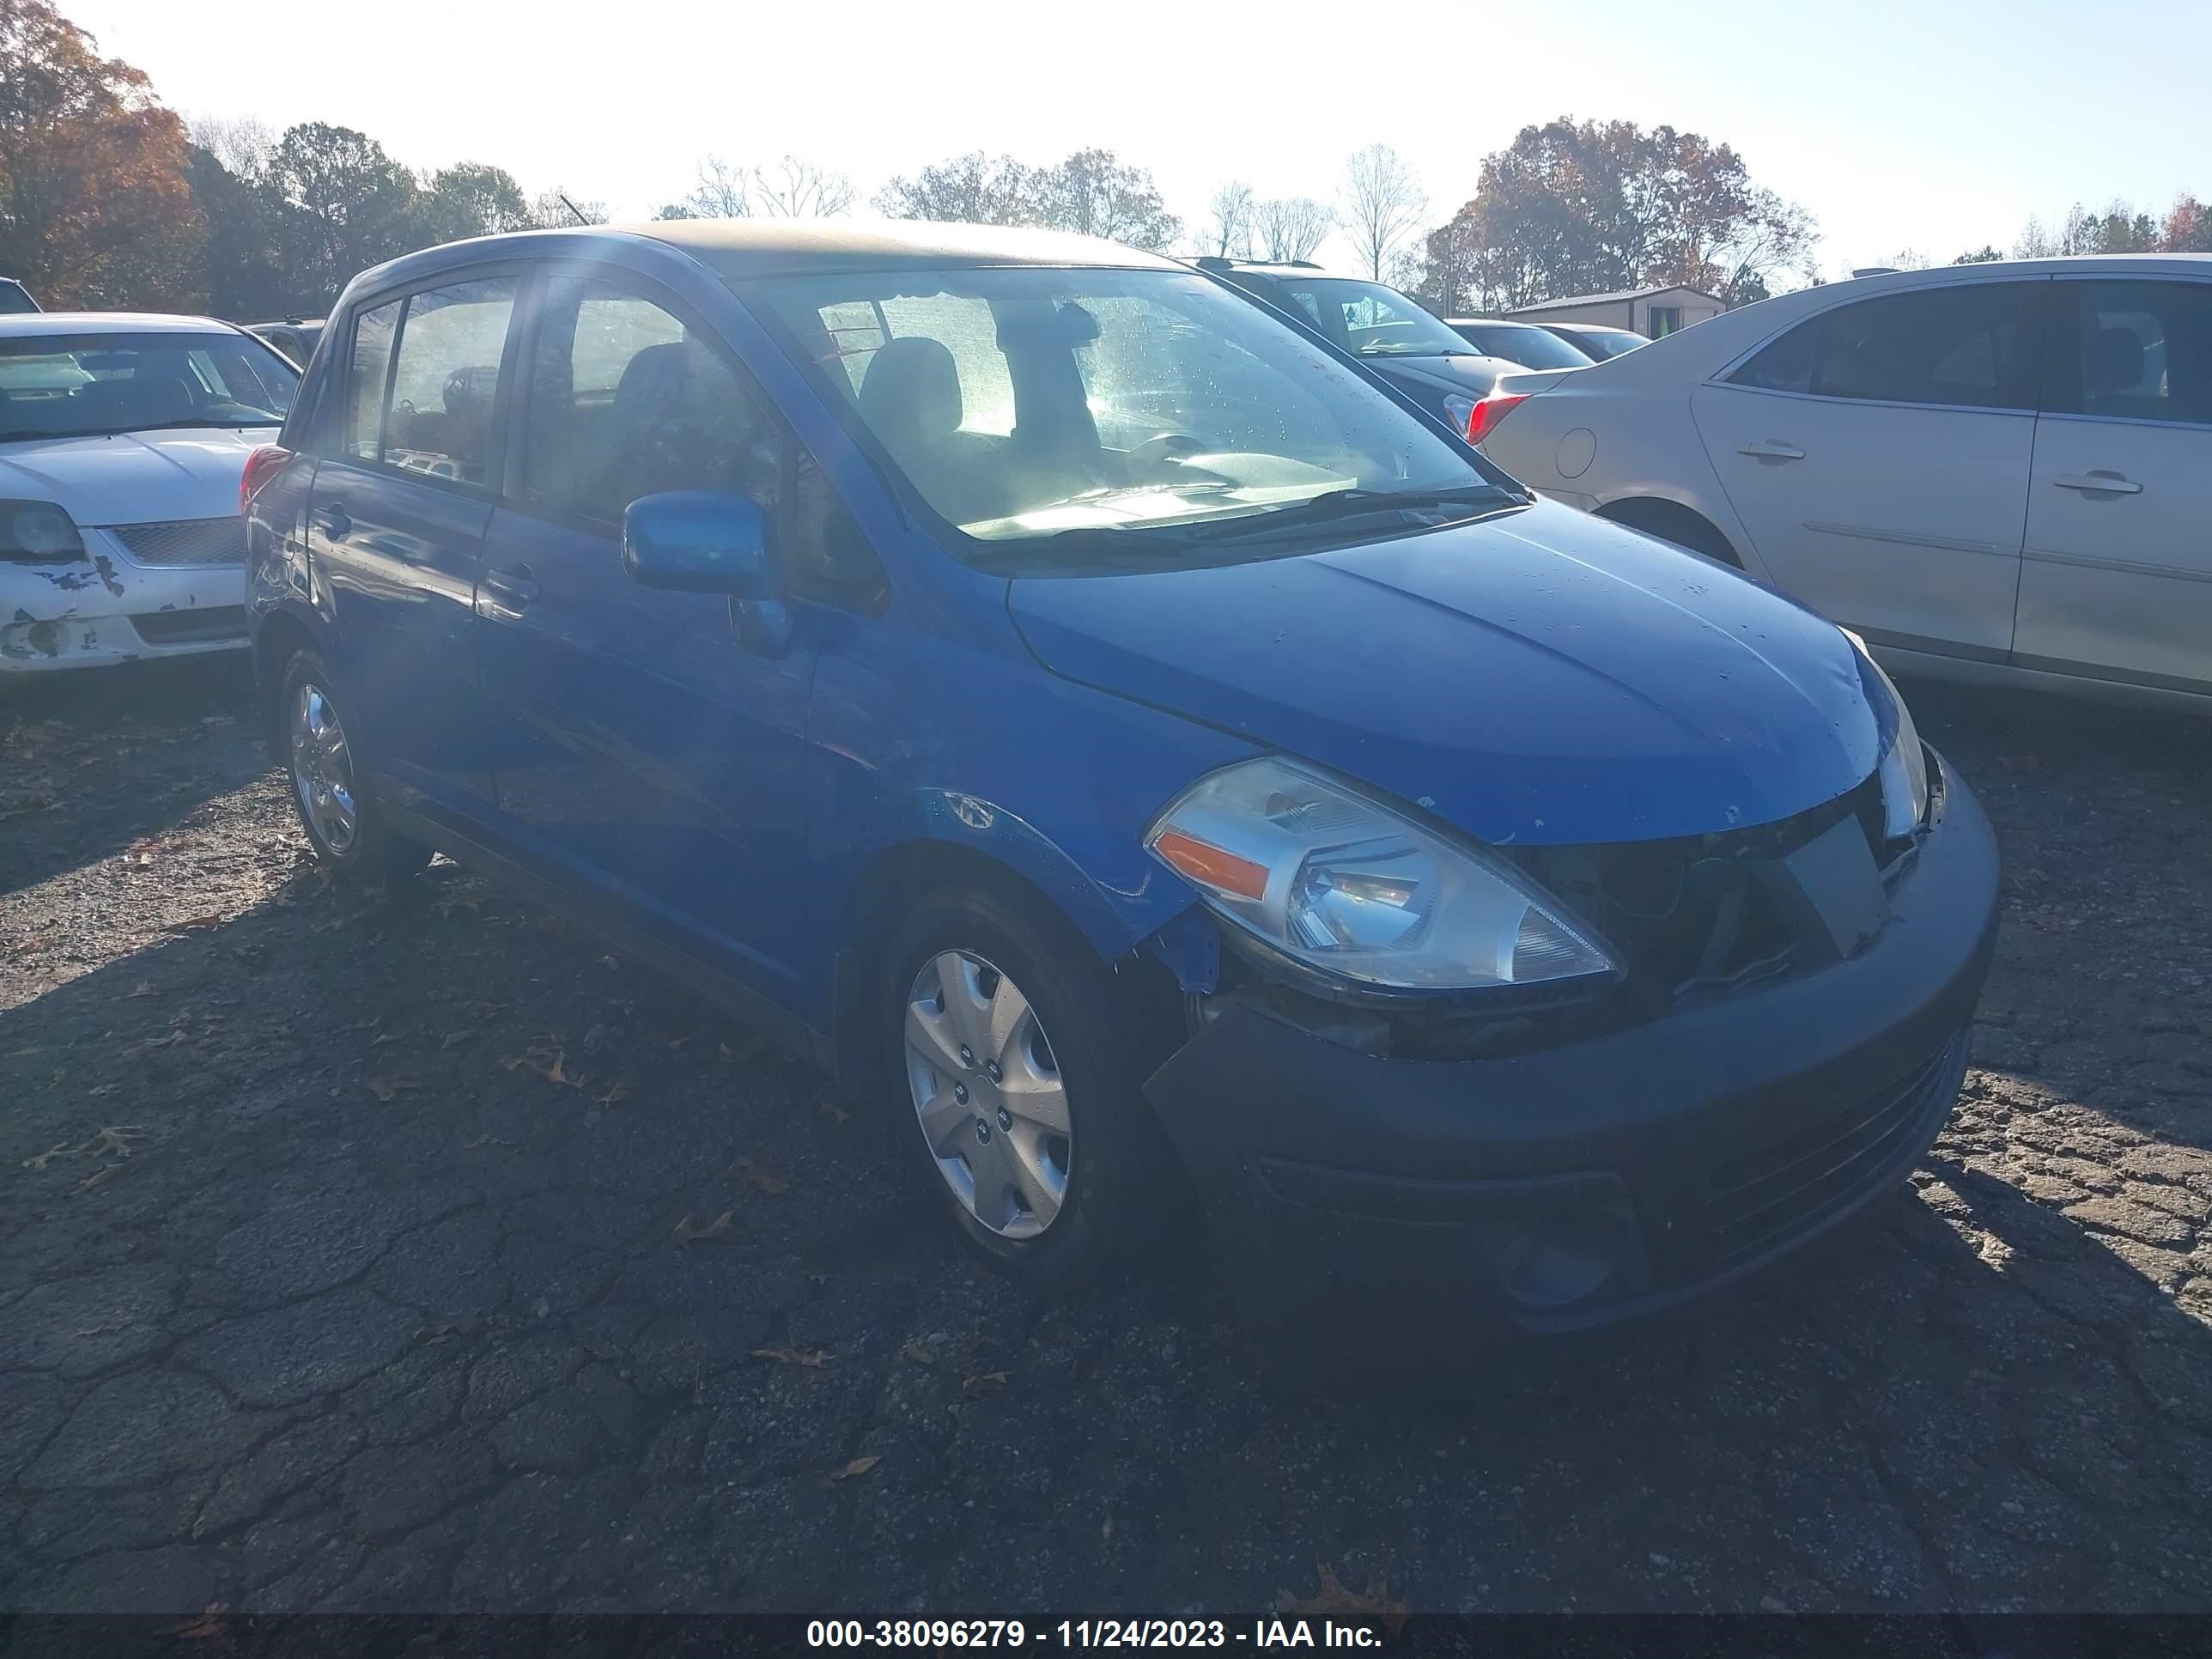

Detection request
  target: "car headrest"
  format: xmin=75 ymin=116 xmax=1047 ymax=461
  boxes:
xmin=858 ymin=337 xmax=963 ymax=449
xmin=2087 ymin=325 xmax=2145 ymax=395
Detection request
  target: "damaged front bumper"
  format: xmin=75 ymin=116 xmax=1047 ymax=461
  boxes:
xmin=2 ymin=530 xmax=247 ymax=672
xmin=1140 ymin=751 xmax=2000 ymax=1359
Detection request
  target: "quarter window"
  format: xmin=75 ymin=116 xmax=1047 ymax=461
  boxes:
xmin=2051 ymin=280 xmax=2212 ymax=427
xmin=380 ymin=276 xmax=517 ymax=485
xmin=1729 ymin=282 xmax=2038 ymax=410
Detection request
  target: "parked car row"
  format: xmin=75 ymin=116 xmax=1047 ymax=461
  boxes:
xmin=221 ymin=220 xmax=1995 ymax=1351
xmin=15 ymin=220 xmax=2196 ymax=1354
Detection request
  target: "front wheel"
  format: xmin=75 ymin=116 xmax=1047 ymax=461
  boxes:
xmin=278 ymin=647 xmax=429 ymax=886
xmin=884 ymin=886 xmax=1162 ymax=1293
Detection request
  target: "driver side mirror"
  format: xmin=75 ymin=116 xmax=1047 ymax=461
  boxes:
xmin=620 ymin=490 xmax=792 ymax=656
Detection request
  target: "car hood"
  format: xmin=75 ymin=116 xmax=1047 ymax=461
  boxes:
xmin=1006 ymin=500 xmax=1884 ymax=847
xmin=0 ymin=428 xmax=275 ymax=526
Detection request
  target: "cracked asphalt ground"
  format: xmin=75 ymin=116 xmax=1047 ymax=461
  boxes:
xmin=3 ymin=657 xmax=2210 ymax=1620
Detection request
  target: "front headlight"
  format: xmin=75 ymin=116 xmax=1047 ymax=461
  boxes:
xmin=0 ymin=500 xmax=85 ymax=564
xmin=1843 ymin=629 xmax=1929 ymax=840
xmin=1145 ymin=757 xmax=1618 ymax=994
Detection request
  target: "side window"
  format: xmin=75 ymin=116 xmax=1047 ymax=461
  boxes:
xmin=2057 ymin=280 xmax=2212 ymax=428
xmin=519 ymin=275 xmax=779 ymax=526
xmin=344 ymin=300 xmax=400 ymax=460
xmin=1730 ymin=283 xmax=2036 ymax=409
xmin=519 ymin=273 xmax=888 ymax=605
xmin=381 ymin=276 xmax=518 ymax=485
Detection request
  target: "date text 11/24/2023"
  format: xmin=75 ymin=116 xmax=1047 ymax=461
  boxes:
xmin=805 ymin=1620 xmax=1388 ymax=1648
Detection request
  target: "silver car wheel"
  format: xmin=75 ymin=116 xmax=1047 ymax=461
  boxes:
xmin=289 ymin=683 xmax=359 ymax=855
xmin=904 ymin=950 xmax=1072 ymax=1239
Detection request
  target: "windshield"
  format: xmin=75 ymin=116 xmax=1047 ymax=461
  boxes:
xmin=1453 ymin=322 xmax=1595 ymax=370
xmin=0 ymin=331 xmax=298 ymax=442
xmin=750 ymin=266 xmax=1511 ymax=562
xmin=1263 ymin=276 xmax=1475 ymax=358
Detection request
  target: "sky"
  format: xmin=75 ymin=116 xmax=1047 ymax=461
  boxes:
xmin=64 ymin=0 xmax=2212 ymax=282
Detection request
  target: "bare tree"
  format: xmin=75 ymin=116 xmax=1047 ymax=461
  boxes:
xmin=751 ymin=155 xmax=855 ymax=218
xmin=1206 ymin=181 xmax=1255 ymax=258
xmin=521 ymin=188 xmax=607 ymax=229
xmin=1252 ymin=196 xmax=1333 ymax=263
xmin=190 ymin=113 xmax=275 ymax=179
xmin=874 ymin=151 xmax=1041 ymax=225
xmin=663 ymin=156 xmax=752 ymax=220
xmin=1339 ymin=143 xmax=1425 ymax=279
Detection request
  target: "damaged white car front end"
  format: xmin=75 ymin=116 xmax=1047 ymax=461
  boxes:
xmin=2 ymin=431 xmax=273 ymax=673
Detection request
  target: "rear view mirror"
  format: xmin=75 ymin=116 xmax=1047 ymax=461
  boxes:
xmin=621 ymin=490 xmax=792 ymax=655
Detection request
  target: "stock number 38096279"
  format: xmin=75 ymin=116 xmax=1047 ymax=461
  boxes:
xmin=806 ymin=1620 xmax=1232 ymax=1647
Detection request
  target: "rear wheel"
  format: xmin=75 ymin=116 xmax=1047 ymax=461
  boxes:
xmin=884 ymin=884 xmax=1160 ymax=1293
xmin=279 ymin=647 xmax=429 ymax=886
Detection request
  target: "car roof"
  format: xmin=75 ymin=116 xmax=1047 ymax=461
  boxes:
xmin=1207 ymin=260 xmax=1358 ymax=280
xmin=1447 ymin=317 xmax=1550 ymax=330
xmin=0 ymin=312 xmax=246 ymax=338
xmin=635 ymin=217 xmax=1182 ymax=277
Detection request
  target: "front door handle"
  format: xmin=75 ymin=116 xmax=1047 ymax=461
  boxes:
xmin=2052 ymin=471 xmax=2142 ymax=495
xmin=313 ymin=501 xmax=350 ymax=538
xmin=482 ymin=564 xmax=538 ymax=610
xmin=1737 ymin=440 xmax=1806 ymax=461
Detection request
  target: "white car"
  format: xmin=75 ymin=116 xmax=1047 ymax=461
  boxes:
xmin=1476 ymin=256 xmax=2212 ymax=711
xmin=2 ymin=313 xmax=298 ymax=674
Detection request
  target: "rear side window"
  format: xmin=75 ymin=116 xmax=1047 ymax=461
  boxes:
xmin=380 ymin=276 xmax=518 ymax=485
xmin=2047 ymin=279 xmax=2212 ymax=428
xmin=344 ymin=301 xmax=400 ymax=461
xmin=1729 ymin=282 xmax=2038 ymax=410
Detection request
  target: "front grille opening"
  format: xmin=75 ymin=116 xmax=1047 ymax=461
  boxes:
xmin=106 ymin=517 xmax=246 ymax=566
xmin=129 ymin=605 xmax=247 ymax=646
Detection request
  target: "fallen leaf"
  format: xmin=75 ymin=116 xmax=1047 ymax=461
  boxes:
xmin=170 ymin=1603 xmax=230 ymax=1640
xmin=460 ymin=1133 xmax=512 ymax=1151
xmin=816 ymin=1092 xmax=852 ymax=1127
xmin=899 ymin=1342 xmax=936 ymax=1368
xmin=127 ymin=981 xmax=154 ymax=998
xmin=374 ymin=1031 xmax=403 ymax=1046
xmin=962 ymin=1370 xmax=1009 ymax=1393
xmin=532 ymin=1297 xmax=550 ymax=1320
xmin=1279 ymin=1565 xmax=1410 ymax=1636
xmin=673 ymin=1210 xmax=734 ymax=1243
xmin=23 ymin=1141 xmax=75 ymax=1170
xmin=732 ymin=1157 xmax=789 ymax=1194
xmin=829 ymin=1455 xmax=880 ymax=1481
xmin=598 ymin=1081 xmax=633 ymax=1107
xmin=91 ymin=1126 xmax=142 ymax=1158
xmin=73 ymin=1162 xmax=122 ymax=1194
xmin=755 ymin=1346 xmax=834 ymax=1369
xmin=167 ymin=914 xmax=222 ymax=933
xmin=364 ymin=1079 xmax=410 ymax=1103
xmin=441 ymin=1029 xmax=476 ymax=1050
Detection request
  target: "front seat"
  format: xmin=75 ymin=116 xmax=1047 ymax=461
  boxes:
xmin=857 ymin=337 xmax=1000 ymax=523
xmin=2084 ymin=325 xmax=2146 ymax=405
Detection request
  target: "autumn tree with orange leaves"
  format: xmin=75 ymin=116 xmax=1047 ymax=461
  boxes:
xmin=0 ymin=0 xmax=202 ymax=307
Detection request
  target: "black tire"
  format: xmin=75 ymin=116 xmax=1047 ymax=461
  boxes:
xmin=881 ymin=883 xmax=1162 ymax=1295
xmin=276 ymin=647 xmax=429 ymax=886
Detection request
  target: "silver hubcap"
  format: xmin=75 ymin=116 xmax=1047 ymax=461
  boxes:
xmin=289 ymin=684 xmax=358 ymax=854
xmin=904 ymin=951 xmax=1071 ymax=1239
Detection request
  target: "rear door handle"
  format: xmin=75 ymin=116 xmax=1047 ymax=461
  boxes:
xmin=2052 ymin=471 xmax=2142 ymax=495
xmin=1737 ymin=440 xmax=1805 ymax=461
xmin=313 ymin=501 xmax=350 ymax=538
xmin=482 ymin=564 xmax=538 ymax=610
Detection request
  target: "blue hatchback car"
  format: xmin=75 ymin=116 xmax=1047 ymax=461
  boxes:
xmin=244 ymin=221 xmax=1998 ymax=1346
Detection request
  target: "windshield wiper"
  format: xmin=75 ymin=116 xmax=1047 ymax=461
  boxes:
xmin=966 ymin=523 xmax=1210 ymax=571
xmin=1186 ymin=486 xmax=1512 ymax=542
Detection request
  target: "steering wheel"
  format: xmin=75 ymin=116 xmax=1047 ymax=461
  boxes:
xmin=1123 ymin=433 xmax=1208 ymax=483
